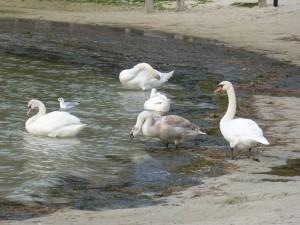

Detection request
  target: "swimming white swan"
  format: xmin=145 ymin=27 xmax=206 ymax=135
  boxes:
xmin=58 ymin=97 xmax=80 ymax=109
xmin=129 ymin=111 xmax=206 ymax=148
xmin=119 ymin=63 xmax=174 ymax=90
xmin=144 ymin=88 xmax=170 ymax=113
xmin=26 ymin=99 xmax=86 ymax=137
xmin=214 ymin=81 xmax=269 ymax=159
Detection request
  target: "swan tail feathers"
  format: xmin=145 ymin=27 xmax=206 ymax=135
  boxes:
xmin=258 ymin=136 xmax=269 ymax=145
xmin=57 ymin=124 xmax=86 ymax=137
xmin=160 ymin=70 xmax=174 ymax=81
xmin=253 ymin=136 xmax=269 ymax=145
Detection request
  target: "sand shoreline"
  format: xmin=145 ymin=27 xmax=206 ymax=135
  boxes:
xmin=0 ymin=0 xmax=300 ymax=66
xmin=1 ymin=0 xmax=300 ymax=224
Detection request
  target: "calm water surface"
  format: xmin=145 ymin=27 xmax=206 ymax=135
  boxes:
xmin=0 ymin=51 xmax=213 ymax=210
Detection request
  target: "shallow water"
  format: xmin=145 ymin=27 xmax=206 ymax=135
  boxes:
xmin=0 ymin=51 xmax=212 ymax=211
xmin=260 ymin=158 xmax=300 ymax=177
xmin=0 ymin=18 xmax=299 ymax=216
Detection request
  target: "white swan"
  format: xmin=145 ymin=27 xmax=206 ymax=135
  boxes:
xmin=58 ymin=97 xmax=80 ymax=109
xmin=144 ymin=88 xmax=170 ymax=113
xmin=26 ymin=99 xmax=86 ymax=137
xmin=214 ymin=81 xmax=269 ymax=159
xmin=129 ymin=111 xmax=206 ymax=148
xmin=119 ymin=63 xmax=174 ymax=90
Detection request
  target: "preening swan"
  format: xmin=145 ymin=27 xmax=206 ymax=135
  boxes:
xmin=119 ymin=63 xmax=174 ymax=90
xmin=26 ymin=99 xmax=86 ymax=137
xmin=58 ymin=97 xmax=80 ymax=109
xmin=144 ymin=88 xmax=170 ymax=113
xmin=129 ymin=111 xmax=206 ymax=148
xmin=215 ymin=81 xmax=269 ymax=159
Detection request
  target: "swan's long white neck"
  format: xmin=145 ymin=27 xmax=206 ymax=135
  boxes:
xmin=26 ymin=101 xmax=47 ymax=126
xmin=36 ymin=101 xmax=47 ymax=116
xmin=134 ymin=63 xmax=159 ymax=80
xmin=221 ymin=86 xmax=236 ymax=125
xmin=135 ymin=112 xmax=156 ymax=136
xmin=143 ymin=117 xmax=156 ymax=135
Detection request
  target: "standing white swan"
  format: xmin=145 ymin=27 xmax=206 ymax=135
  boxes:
xmin=214 ymin=81 xmax=269 ymax=159
xmin=58 ymin=97 xmax=80 ymax=109
xmin=26 ymin=99 xmax=86 ymax=137
xmin=129 ymin=111 xmax=206 ymax=148
xmin=144 ymin=88 xmax=170 ymax=113
xmin=119 ymin=63 xmax=174 ymax=90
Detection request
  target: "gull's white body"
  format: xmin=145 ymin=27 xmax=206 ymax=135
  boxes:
xmin=215 ymin=81 xmax=269 ymax=158
xmin=144 ymin=88 xmax=170 ymax=113
xmin=26 ymin=99 xmax=86 ymax=137
xmin=58 ymin=97 xmax=80 ymax=109
xmin=119 ymin=63 xmax=174 ymax=90
xmin=130 ymin=111 xmax=206 ymax=147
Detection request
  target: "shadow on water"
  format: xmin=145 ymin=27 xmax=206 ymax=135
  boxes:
xmin=0 ymin=18 xmax=299 ymax=220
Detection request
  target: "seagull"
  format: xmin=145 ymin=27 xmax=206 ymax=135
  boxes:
xmin=58 ymin=97 xmax=80 ymax=109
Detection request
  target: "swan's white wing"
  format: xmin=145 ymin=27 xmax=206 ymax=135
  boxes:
xmin=36 ymin=111 xmax=81 ymax=125
xmin=221 ymin=118 xmax=268 ymax=146
xmin=224 ymin=118 xmax=262 ymax=133
xmin=144 ymin=96 xmax=170 ymax=112
xmin=119 ymin=64 xmax=173 ymax=90
xmin=30 ymin=111 xmax=83 ymax=136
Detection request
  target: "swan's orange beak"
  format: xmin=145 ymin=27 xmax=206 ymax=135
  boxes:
xmin=27 ymin=107 xmax=32 ymax=116
xmin=214 ymin=86 xmax=222 ymax=93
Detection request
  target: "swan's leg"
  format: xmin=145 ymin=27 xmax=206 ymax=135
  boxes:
xmin=249 ymin=148 xmax=260 ymax=162
xmin=174 ymin=140 xmax=179 ymax=149
xmin=248 ymin=148 xmax=252 ymax=158
xmin=230 ymin=148 xmax=236 ymax=160
xmin=166 ymin=142 xmax=169 ymax=148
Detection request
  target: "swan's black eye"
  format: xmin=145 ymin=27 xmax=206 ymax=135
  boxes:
xmin=218 ymin=84 xmax=224 ymax=88
xmin=28 ymin=105 xmax=32 ymax=109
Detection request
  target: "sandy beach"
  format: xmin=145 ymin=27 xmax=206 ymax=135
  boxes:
xmin=0 ymin=0 xmax=300 ymax=224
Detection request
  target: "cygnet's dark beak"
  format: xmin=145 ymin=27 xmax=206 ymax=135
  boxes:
xmin=129 ymin=132 xmax=134 ymax=142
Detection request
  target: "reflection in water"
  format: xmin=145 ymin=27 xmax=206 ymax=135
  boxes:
xmin=6 ymin=135 xmax=83 ymax=205
xmin=0 ymin=51 xmax=212 ymax=210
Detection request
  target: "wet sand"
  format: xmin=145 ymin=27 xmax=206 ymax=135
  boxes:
xmin=0 ymin=0 xmax=300 ymax=224
xmin=0 ymin=0 xmax=299 ymax=66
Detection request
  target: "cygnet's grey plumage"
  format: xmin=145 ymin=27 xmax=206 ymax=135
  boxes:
xmin=130 ymin=111 xmax=206 ymax=147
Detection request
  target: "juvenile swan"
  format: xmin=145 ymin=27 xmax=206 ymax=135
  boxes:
xmin=119 ymin=63 xmax=174 ymax=90
xmin=58 ymin=97 xmax=80 ymax=109
xmin=130 ymin=111 xmax=206 ymax=147
xmin=215 ymin=81 xmax=269 ymax=159
xmin=26 ymin=99 xmax=86 ymax=137
xmin=144 ymin=88 xmax=170 ymax=113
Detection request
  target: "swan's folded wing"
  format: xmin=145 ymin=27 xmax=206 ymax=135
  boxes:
xmin=34 ymin=111 xmax=82 ymax=131
xmin=222 ymin=118 xmax=264 ymax=139
xmin=162 ymin=115 xmax=198 ymax=130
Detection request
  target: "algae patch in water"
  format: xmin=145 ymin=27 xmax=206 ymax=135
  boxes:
xmin=258 ymin=158 xmax=300 ymax=177
xmin=174 ymin=156 xmax=226 ymax=177
xmin=0 ymin=200 xmax=57 ymax=220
